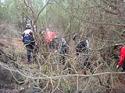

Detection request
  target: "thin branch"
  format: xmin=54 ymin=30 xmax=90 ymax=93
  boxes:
xmin=24 ymin=0 xmax=36 ymax=19
xmin=33 ymin=0 xmax=51 ymax=25
xmin=54 ymin=0 xmax=124 ymax=27
xmin=0 ymin=61 xmax=125 ymax=80
xmin=74 ymin=16 xmax=125 ymax=27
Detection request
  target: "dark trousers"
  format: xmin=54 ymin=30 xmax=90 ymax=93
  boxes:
xmin=26 ymin=43 xmax=35 ymax=62
xmin=122 ymin=63 xmax=125 ymax=72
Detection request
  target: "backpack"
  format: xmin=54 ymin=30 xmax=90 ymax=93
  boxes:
xmin=59 ymin=38 xmax=69 ymax=54
xmin=76 ymin=40 xmax=87 ymax=52
xmin=22 ymin=34 xmax=33 ymax=45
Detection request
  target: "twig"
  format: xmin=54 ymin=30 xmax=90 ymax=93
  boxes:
xmin=33 ymin=0 xmax=51 ymax=25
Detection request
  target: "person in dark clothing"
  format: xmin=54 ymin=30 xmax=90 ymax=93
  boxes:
xmin=73 ymin=33 xmax=89 ymax=55
xmin=75 ymin=39 xmax=89 ymax=55
xmin=73 ymin=35 xmax=91 ymax=73
xmin=58 ymin=38 xmax=69 ymax=64
xmin=22 ymin=24 xmax=36 ymax=63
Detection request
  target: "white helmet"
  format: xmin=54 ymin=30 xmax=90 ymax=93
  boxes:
xmin=26 ymin=24 xmax=32 ymax=29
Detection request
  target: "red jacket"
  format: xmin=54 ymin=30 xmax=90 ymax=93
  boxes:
xmin=44 ymin=31 xmax=57 ymax=44
xmin=118 ymin=46 xmax=125 ymax=67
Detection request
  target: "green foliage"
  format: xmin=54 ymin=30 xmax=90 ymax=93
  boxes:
xmin=0 ymin=0 xmax=19 ymax=22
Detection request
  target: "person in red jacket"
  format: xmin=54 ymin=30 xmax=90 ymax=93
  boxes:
xmin=117 ymin=44 xmax=125 ymax=71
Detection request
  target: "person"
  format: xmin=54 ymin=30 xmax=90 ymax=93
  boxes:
xmin=58 ymin=37 xmax=69 ymax=64
xmin=73 ymin=35 xmax=91 ymax=73
xmin=116 ymin=44 xmax=125 ymax=71
xmin=72 ymin=33 xmax=89 ymax=55
xmin=22 ymin=24 xmax=36 ymax=63
xmin=43 ymin=28 xmax=57 ymax=50
xmin=116 ymin=30 xmax=125 ymax=71
xmin=75 ymin=39 xmax=89 ymax=55
xmin=76 ymin=39 xmax=90 ymax=68
xmin=58 ymin=38 xmax=69 ymax=54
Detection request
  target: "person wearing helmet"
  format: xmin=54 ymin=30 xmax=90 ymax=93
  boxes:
xmin=22 ymin=24 xmax=35 ymax=63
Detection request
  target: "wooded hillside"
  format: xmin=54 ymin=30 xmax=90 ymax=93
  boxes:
xmin=0 ymin=0 xmax=125 ymax=93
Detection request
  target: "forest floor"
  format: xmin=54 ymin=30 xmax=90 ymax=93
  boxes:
xmin=0 ymin=23 xmax=125 ymax=92
xmin=0 ymin=36 xmax=125 ymax=92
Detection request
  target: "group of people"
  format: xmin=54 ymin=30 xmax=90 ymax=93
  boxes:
xmin=21 ymin=24 xmax=69 ymax=63
xmin=21 ymin=24 xmax=125 ymax=72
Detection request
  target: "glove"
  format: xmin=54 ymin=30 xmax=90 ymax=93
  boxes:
xmin=116 ymin=65 xmax=120 ymax=69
